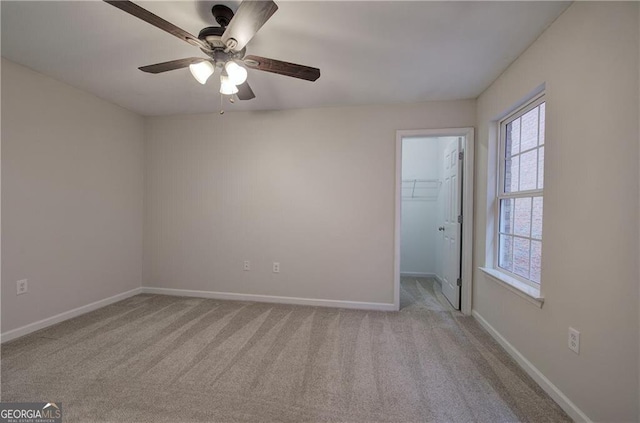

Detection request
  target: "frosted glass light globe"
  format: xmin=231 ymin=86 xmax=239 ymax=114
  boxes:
xmin=224 ymin=61 xmax=248 ymax=85
xmin=219 ymin=75 xmax=239 ymax=95
xmin=189 ymin=61 xmax=215 ymax=85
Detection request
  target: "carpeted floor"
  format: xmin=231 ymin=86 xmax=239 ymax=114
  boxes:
xmin=1 ymin=280 xmax=571 ymax=422
xmin=400 ymin=276 xmax=455 ymax=312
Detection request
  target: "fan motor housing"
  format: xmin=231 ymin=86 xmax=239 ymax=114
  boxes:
xmin=198 ymin=26 xmax=225 ymax=47
xmin=199 ymin=5 xmax=247 ymax=58
xmin=199 ymin=25 xmax=245 ymax=61
xmin=201 ymin=4 xmax=236 ymax=50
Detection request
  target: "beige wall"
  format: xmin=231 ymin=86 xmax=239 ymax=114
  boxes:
xmin=474 ymin=3 xmax=639 ymax=422
xmin=1 ymin=59 xmax=144 ymax=332
xmin=145 ymin=101 xmax=475 ymax=304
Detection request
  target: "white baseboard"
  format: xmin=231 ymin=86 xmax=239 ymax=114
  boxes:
xmin=142 ymin=286 xmax=396 ymax=311
xmin=400 ymin=272 xmax=436 ymax=278
xmin=472 ymin=310 xmax=592 ymax=423
xmin=1 ymin=287 xmax=143 ymax=344
xmin=434 ymin=274 xmax=445 ymax=287
xmin=0 ymin=286 xmax=395 ymax=344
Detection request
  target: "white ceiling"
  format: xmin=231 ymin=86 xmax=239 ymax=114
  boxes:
xmin=2 ymin=1 xmax=569 ymax=116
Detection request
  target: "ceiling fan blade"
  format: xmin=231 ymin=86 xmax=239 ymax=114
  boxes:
xmin=236 ymin=81 xmax=256 ymax=100
xmin=103 ymin=1 xmax=209 ymax=50
xmin=139 ymin=58 xmax=207 ymax=74
xmin=221 ymin=0 xmax=278 ymax=52
xmin=243 ymin=55 xmax=320 ymax=82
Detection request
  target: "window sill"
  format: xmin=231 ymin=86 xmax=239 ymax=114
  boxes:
xmin=479 ymin=267 xmax=544 ymax=308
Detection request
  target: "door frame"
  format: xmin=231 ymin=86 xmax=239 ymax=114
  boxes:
xmin=394 ymin=128 xmax=475 ymax=314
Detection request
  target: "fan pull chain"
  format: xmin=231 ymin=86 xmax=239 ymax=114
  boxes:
xmin=219 ymin=93 xmax=224 ymax=115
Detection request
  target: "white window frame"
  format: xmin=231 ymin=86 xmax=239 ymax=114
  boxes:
xmin=494 ymin=93 xmax=545 ymax=289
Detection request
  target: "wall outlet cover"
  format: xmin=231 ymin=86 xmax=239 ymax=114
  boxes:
xmin=17 ymin=279 xmax=28 ymax=295
xmin=568 ymin=327 xmax=580 ymax=354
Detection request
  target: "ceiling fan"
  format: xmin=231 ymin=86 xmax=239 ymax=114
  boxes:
xmin=104 ymin=0 xmax=320 ymax=103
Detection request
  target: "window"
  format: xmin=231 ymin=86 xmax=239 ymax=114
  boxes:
xmin=496 ymin=95 xmax=545 ymax=287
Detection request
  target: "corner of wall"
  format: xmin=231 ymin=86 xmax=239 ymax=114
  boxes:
xmin=637 ymin=2 xmax=640 ymax=416
xmin=142 ymin=116 xmax=151 ymax=290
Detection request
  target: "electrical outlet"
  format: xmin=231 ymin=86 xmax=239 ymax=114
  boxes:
xmin=272 ymin=262 xmax=280 ymax=273
xmin=243 ymin=260 xmax=250 ymax=271
xmin=568 ymin=327 xmax=580 ymax=354
xmin=17 ymin=279 xmax=28 ymax=296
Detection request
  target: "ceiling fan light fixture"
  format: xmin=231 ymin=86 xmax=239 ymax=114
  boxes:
xmin=105 ymin=0 xmax=320 ymax=106
xmin=189 ymin=61 xmax=215 ymax=84
xmin=224 ymin=61 xmax=248 ymax=85
xmin=220 ymin=75 xmax=239 ymax=95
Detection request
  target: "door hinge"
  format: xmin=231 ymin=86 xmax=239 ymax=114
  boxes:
xmin=458 ymin=151 xmax=464 ymax=161
xmin=456 ymin=278 xmax=462 ymax=287
xmin=457 ymin=215 xmax=463 ymax=224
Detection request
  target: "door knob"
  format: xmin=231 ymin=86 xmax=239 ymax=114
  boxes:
xmin=438 ymin=226 xmax=445 ymax=231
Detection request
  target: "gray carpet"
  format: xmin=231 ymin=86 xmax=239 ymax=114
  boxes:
xmin=1 ymin=281 xmax=571 ymax=422
xmin=400 ymin=276 xmax=455 ymax=312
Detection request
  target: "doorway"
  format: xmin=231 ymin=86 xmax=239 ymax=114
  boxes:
xmin=394 ymin=128 xmax=474 ymax=314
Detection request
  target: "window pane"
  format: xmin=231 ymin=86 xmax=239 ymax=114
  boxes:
xmin=506 ymin=118 xmax=521 ymax=156
xmin=539 ymin=103 xmax=545 ymax=145
xmin=504 ymin=156 xmax=519 ymax=193
xmin=532 ymin=197 xmax=543 ymax=240
xmin=537 ymin=146 xmax=544 ymax=189
xmin=520 ymin=108 xmax=538 ymax=151
xmin=513 ymin=238 xmax=530 ymax=279
xmin=499 ymin=199 xmax=514 ymax=234
xmin=499 ymin=235 xmax=513 ymax=272
xmin=530 ymin=240 xmax=542 ymax=283
xmin=514 ymin=197 xmax=532 ymax=237
xmin=498 ymin=97 xmax=545 ymax=285
xmin=519 ymin=149 xmax=538 ymax=191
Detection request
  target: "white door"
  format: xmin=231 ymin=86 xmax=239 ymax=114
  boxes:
xmin=441 ymin=137 xmax=462 ymax=309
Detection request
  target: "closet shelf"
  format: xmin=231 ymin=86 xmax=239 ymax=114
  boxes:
xmin=401 ymin=179 xmax=441 ymax=201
